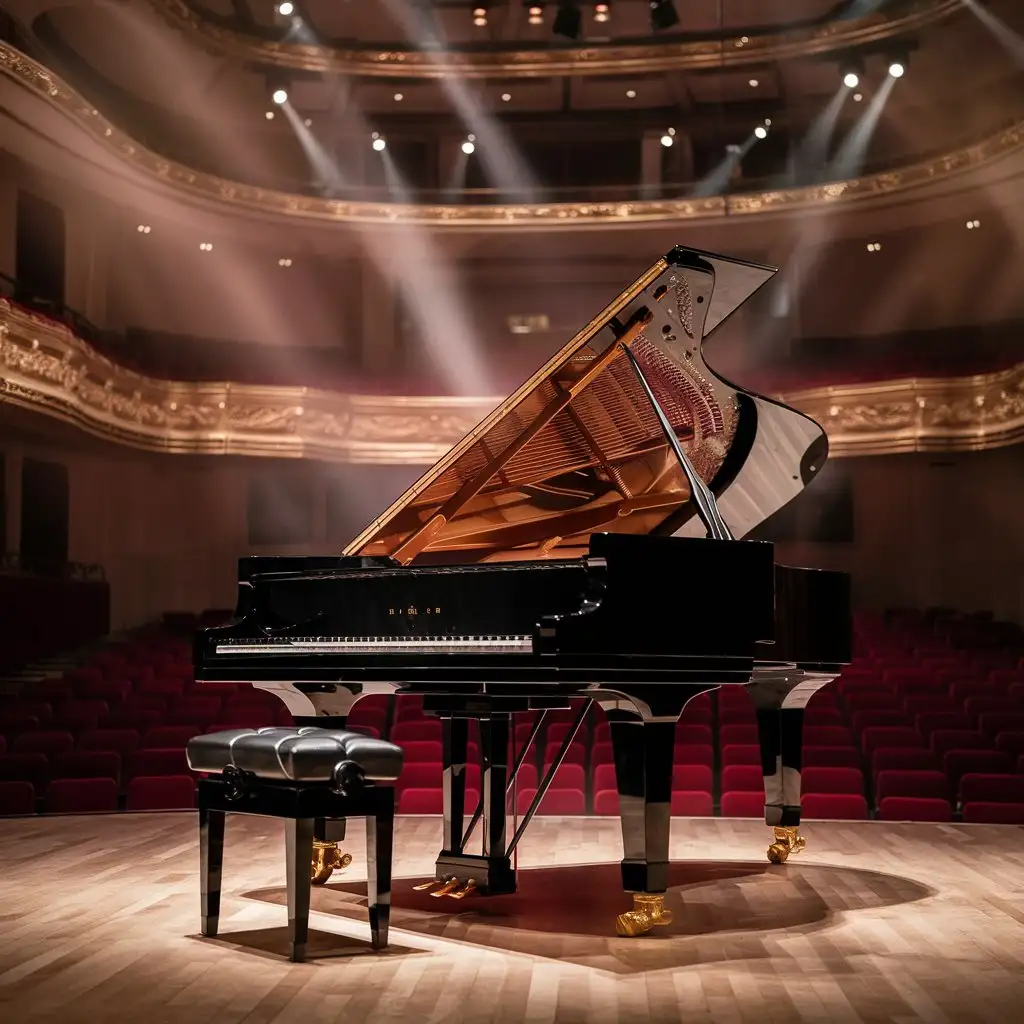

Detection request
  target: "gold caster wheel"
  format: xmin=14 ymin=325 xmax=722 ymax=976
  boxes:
xmin=310 ymin=840 xmax=353 ymax=885
xmin=615 ymin=894 xmax=674 ymax=937
xmin=766 ymin=826 xmax=806 ymax=865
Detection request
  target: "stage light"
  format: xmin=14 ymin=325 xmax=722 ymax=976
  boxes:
xmin=866 ymin=242 xmax=881 ymax=251
xmin=966 ymin=219 xmax=981 ymax=229
xmin=394 ymin=92 xmax=404 ymax=102
xmin=136 ymin=224 xmax=151 ymax=233
xmin=749 ymin=78 xmax=759 ymax=88
xmin=272 ymin=88 xmax=288 ymax=105
xmin=278 ymin=258 xmax=293 ymax=267
xmin=527 ymin=4 xmax=544 ymax=26
xmin=372 ymin=135 xmax=386 ymax=152
xmin=553 ymin=3 xmax=581 ymax=39
xmin=501 ymin=92 xmax=512 ymax=101
xmin=276 ymin=2 xmax=294 ymax=15
xmin=265 ymin=111 xmax=274 ymax=120
xmin=888 ymin=61 xmax=905 ymax=78
xmin=650 ymin=0 xmax=679 ymax=31
xmin=473 ymin=6 xmax=488 ymax=27
xmin=843 ymin=71 xmax=860 ymax=88
xmin=660 ymin=133 xmax=674 ymax=148
xmin=853 ymin=92 xmax=863 ymax=102
xmin=626 ymin=88 xmax=636 ymax=98
xmin=303 ymin=117 xmax=312 ymax=127
xmin=594 ymin=3 xmax=610 ymax=22
xmin=199 ymin=242 xmax=213 ymax=251
xmin=754 ymin=125 xmax=768 ymax=140
xmin=462 ymin=138 xmax=476 ymax=155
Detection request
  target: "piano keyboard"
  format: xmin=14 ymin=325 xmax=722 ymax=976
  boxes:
xmin=215 ymin=635 xmax=534 ymax=655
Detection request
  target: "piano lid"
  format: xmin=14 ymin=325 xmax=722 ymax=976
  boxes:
xmin=345 ymin=247 xmax=776 ymax=566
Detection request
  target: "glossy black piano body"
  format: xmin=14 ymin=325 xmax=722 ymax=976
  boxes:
xmin=196 ymin=245 xmax=852 ymax=933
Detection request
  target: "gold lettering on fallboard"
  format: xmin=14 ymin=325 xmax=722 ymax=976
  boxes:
xmin=407 ymin=606 xmax=418 ymax=616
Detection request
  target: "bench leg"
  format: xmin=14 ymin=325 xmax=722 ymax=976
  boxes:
xmin=366 ymin=801 xmax=394 ymax=950
xmin=199 ymin=807 xmax=225 ymax=938
xmin=285 ymin=817 xmax=315 ymax=962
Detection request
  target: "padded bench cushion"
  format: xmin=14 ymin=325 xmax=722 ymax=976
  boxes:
xmin=186 ymin=727 xmax=403 ymax=783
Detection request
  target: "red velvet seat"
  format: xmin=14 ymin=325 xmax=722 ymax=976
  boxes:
xmin=801 ymin=793 xmax=868 ymax=820
xmin=396 ymin=763 xmax=442 ymax=791
xmin=943 ymin=750 xmax=1012 ymax=788
xmin=852 ymin=711 xmax=909 ymax=734
xmin=878 ymin=796 xmax=951 ymax=822
xmin=9 ymin=701 xmax=53 ymax=724
xmin=99 ymin=709 xmax=161 ymax=733
xmin=13 ymin=730 xmax=74 ymax=758
xmin=803 ymin=708 xmax=845 ymax=726
xmin=978 ymin=713 xmax=1024 ymax=738
xmin=721 ymin=743 xmax=761 ymax=767
xmin=593 ymin=789 xmax=618 ymax=815
xmin=142 ymin=726 xmax=199 ymax=749
xmin=539 ymin=763 xmax=586 ymax=792
xmin=392 ymin=696 xmax=426 ymax=722
xmin=875 ymin=769 xmax=947 ymax=801
xmin=391 ymin=721 xmax=442 ymax=743
xmin=75 ymin=679 xmax=132 ymax=703
xmin=0 ymin=780 xmax=36 ymax=815
xmin=720 ymin=724 xmax=758 ymax=746
xmin=804 ymin=726 xmax=854 ymax=747
xmin=53 ymin=751 xmax=121 ymax=782
xmin=45 ymin=778 xmax=118 ymax=813
xmin=802 ymin=767 xmax=864 ymax=795
xmin=542 ymin=741 xmax=587 ymax=766
xmin=903 ymin=696 xmax=957 ymax=717
xmin=398 ymin=740 xmax=443 ymax=764
xmin=930 ymin=729 xmax=991 ymax=757
xmin=803 ymin=746 xmax=863 ymax=769
xmin=590 ymin=741 xmax=613 ymax=765
xmin=962 ymin=801 xmax=1024 ymax=824
xmin=845 ymin=693 xmax=901 ymax=714
xmin=964 ymin=697 xmax=1020 ymax=722
xmin=995 ymin=732 xmax=1024 ymax=759
xmin=674 ymin=744 xmax=714 ymax=768
xmin=593 ymin=763 xmax=616 ymax=793
xmin=675 ymin=724 xmax=713 ymax=746
xmin=871 ymin=747 xmax=938 ymax=777
xmin=671 ymin=764 xmax=713 ymax=794
xmin=77 ymin=728 xmax=140 ymax=757
xmin=861 ymin=727 xmax=924 ymax=755
xmin=398 ymin=788 xmax=442 ymax=814
xmin=916 ymin=712 xmax=976 ymax=738
xmin=959 ymin=773 xmax=1024 ymax=805
xmin=670 ymin=790 xmax=713 ymax=816
xmin=0 ymin=713 xmax=41 ymax=737
xmin=722 ymin=764 xmax=763 ymax=792
xmin=0 ymin=753 xmax=49 ymax=789
xmin=127 ymin=748 xmax=190 ymax=779
xmin=126 ymin=775 xmax=197 ymax=810
xmin=720 ymin=791 xmax=764 ymax=817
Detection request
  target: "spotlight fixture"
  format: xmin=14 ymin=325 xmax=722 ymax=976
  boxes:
xmin=749 ymin=78 xmax=759 ymax=88
xmin=866 ymin=242 xmax=881 ymax=251
xmin=199 ymin=242 xmax=213 ymax=251
xmin=853 ymin=92 xmax=863 ymax=102
xmin=527 ymin=4 xmax=544 ymax=26
xmin=501 ymin=92 xmax=512 ymax=101
xmin=650 ymin=0 xmax=679 ymax=31
xmin=725 ymin=144 xmax=741 ymax=155
xmin=462 ymin=137 xmax=476 ymax=155
xmin=136 ymin=224 xmax=151 ymax=233
xmin=473 ymin=5 xmax=488 ymax=27
xmin=966 ymin=219 xmax=981 ymax=229
xmin=272 ymin=88 xmax=288 ymax=105
xmin=843 ymin=71 xmax=859 ymax=88
xmin=553 ymin=2 xmax=581 ymax=39
xmin=275 ymin=1 xmax=294 ymax=16
xmin=754 ymin=125 xmax=768 ymax=140
xmin=888 ymin=61 xmax=905 ymax=78
xmin=394 ymin=92 xmax=404 ymax=102
xmin=303 ymin=117 xmax=312 ymax=127
xmin=278 ymin=258 xmax=293 ymax=267
xmin=594 ymin=3 xmax=610 ymax=22
xmin=372 ymin=133 xmax=386 ymax=152
xmin=265 ymin=111 xmax=275 ymax=120
xmin=660 ymin=133 xmax=674 ymax=148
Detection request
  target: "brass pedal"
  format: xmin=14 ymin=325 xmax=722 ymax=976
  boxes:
xmin=448 ymin=879 xmax=477 ymax=900
xmin=412 ymin=879 xmax=440 ymax=891
xmin=430 ymin=876 xmax=461 ymax=897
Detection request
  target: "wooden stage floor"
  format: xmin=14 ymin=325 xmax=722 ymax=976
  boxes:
xmin=0 ymin=814 xmax=1022 ymax=1023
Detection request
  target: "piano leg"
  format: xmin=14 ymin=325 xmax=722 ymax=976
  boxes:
xmin=366 ymin=803 xmax=394 ymax=950
xmin=199 ymin=806 xmax=225 ymax=938
xmin=284 ymin=817 xmax=315 ymax=962
xmin=311 ymin=818 xmax=352 ymax=885
xmin=607 ymin=717 xmax=677 ymax=937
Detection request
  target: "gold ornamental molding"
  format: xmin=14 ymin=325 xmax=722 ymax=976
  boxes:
xmin=1 ymin=41 xmax=1022 ymax=228
xmin=150 ymin=0 xmax=961 ymax=78
xmin=2 ymin=300 xmax=1023 ymax=463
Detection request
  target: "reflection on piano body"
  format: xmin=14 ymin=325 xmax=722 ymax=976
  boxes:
xmin=196 ymin=246 xmax=851 ymax=937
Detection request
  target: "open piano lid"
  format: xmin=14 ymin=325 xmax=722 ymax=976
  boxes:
xmin=345 ymin=247 xmax=776 ymax=565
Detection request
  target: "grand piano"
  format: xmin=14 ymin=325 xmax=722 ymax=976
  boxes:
xmin=195 ymin=246 xmax=851 ymax=937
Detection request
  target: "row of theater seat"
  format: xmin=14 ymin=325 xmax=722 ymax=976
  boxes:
xmin=2 ymin=607 xmax=1023 ymax=822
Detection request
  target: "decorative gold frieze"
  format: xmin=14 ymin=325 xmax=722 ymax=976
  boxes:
xmin=0 ymin=41 xmax=1021 ymax=228
xmin=149 ymin=0 xmax=961 ymax=78
xmin=2 ymin=301 xmax=1022 ymax=463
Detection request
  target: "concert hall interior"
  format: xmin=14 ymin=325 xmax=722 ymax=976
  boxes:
xmin=0 ymin=0 xmax=1023 ymax=1020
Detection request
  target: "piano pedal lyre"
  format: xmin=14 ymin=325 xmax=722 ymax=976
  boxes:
xmin=310 ymin=840 xmax=353 ymax=885
xmin=430 ymin=876 xmax=462 ymax=897
xmin=412 ymin=879 xmax=441 ymax=891
xmin=448 ymin=878 xmax=477 ymax=900
xmin=767 ymin=826 xmax=807 ymax=864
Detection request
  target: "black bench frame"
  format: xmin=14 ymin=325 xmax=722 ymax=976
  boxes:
xmin=198 ymin=774 xmax=394 ymax=962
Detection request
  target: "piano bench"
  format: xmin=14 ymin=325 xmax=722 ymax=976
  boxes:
xmin=187 ymin=727 xmax=403 ymax=962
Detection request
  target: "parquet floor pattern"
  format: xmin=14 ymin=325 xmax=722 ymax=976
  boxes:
xmin=0 ymin=814 xmax=1022 ymax=1023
